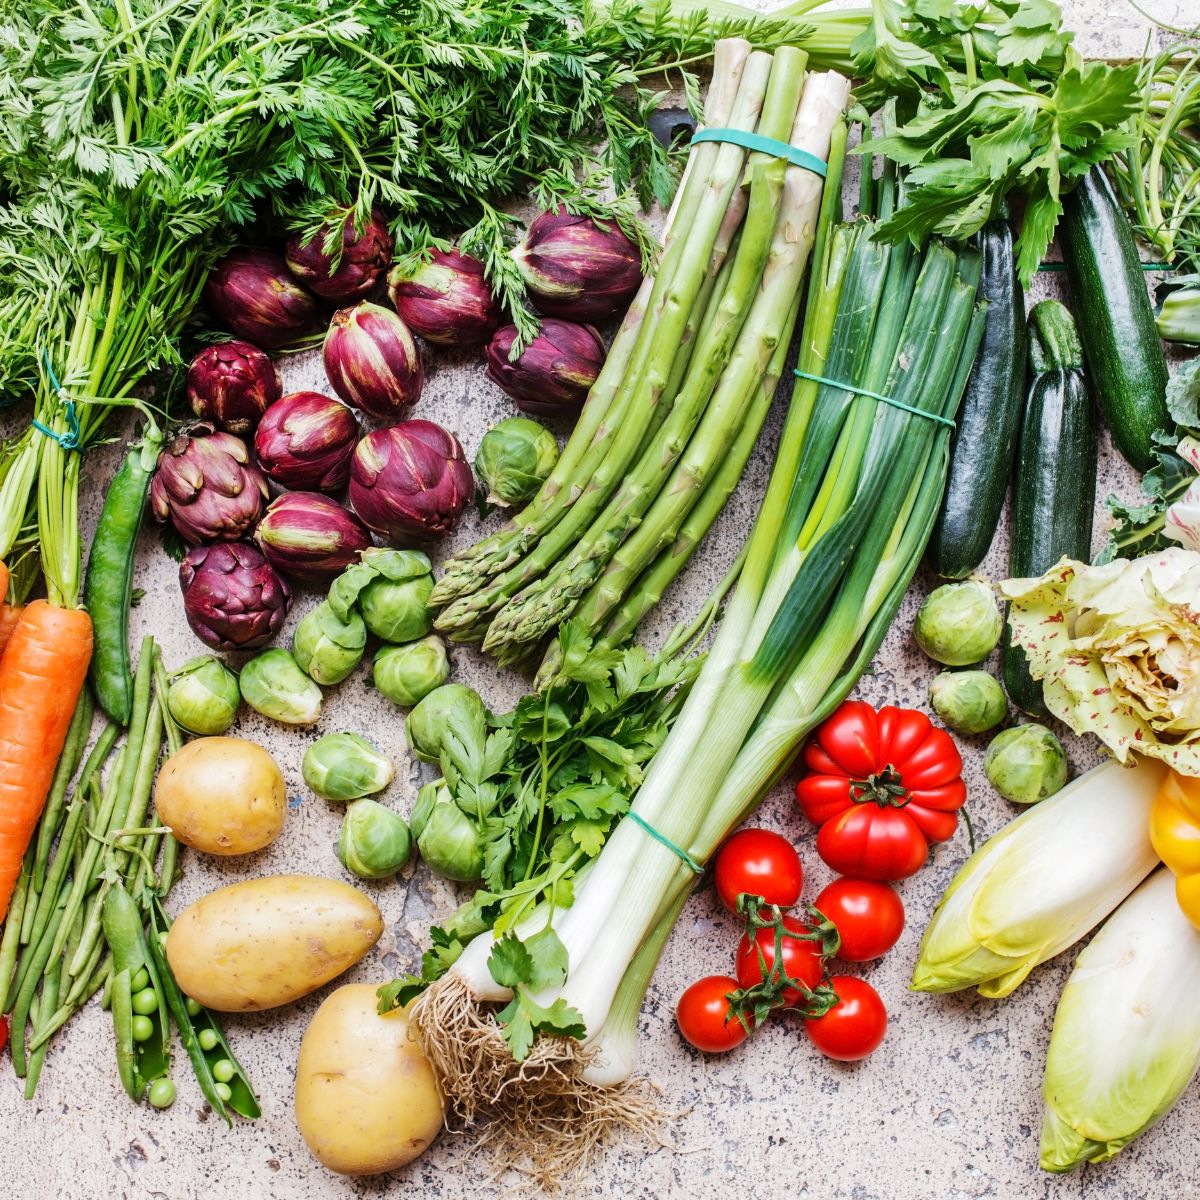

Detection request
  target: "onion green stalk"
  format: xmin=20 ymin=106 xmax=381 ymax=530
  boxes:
xmin=912 ymin=759 xmax=1166 ymax=999
xmin=1040 ymin=869 xmax=1200 ymax=1171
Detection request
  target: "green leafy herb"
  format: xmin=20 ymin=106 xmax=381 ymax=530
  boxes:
xmin=488 ymin=929 xmax=585 ymax=1061
xmin=851 ymin=1 xmax=1142 ymax=283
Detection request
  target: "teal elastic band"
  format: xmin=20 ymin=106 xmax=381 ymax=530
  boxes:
xmin=625 ymin=811 xmax=703 ymax=874
xmin=691 ymin=128 xmax=828 ymax=178
xmin=793 ymin=368 xmax=956 ymax=430
xmin=32 ymin=350 xmax=82 ymax=451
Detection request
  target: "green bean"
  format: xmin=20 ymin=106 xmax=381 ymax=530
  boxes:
xmin=24 ymin=958 xmax=61 ymax=1098
xmin=59 ymin=935 xmax=107 ymax=1013
xmin=110 ymin=968 xmax=138 ymax=1099
xmin=33 ymin=936 xmax=103 ymax=1049
xmin=0 ymin=854 xmax=33 ymax=1011
xmin=18 ymin=853 xmax=38 ymax=946
xmin=115 ymin=697 xmax=164 ymax=885
xmin=33 ymin=690 xmax=94 ymax=891
xmin=153 ymin=651 xmax=184 ymax=757
xmin=10 ymin=892 xmax=67 ymax=1077
xmin=156 ymin=834 xmax=180 ymax=899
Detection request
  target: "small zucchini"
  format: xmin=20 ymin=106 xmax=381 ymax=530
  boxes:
xmin=929 ymin=219 xmax=1026 ymax=578
xmin=1002 ymin=301 xmax=1098 ymax=716
xmin=1059 ymin=167 xmax=1169 ymax=471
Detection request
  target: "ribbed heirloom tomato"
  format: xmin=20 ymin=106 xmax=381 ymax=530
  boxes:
xmin=796 ymin=700 xmax=965 ymax=881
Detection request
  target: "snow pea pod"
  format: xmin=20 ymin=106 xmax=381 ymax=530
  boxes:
xmin=84 ymin=423 xmax=163 ymax=724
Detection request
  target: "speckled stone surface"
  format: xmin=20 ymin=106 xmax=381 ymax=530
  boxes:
xmin=6 ymin=4 xmax=1200 ymax=1198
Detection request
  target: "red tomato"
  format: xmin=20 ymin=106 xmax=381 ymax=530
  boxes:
xmin=0 ymin=1013 xmax=8 ymax=1056
xmin=795 ymin=700 xmax=966 ymax=880
xmin=815 ymin=878 xmax=905 ymax=962
xmin=803 ymin=976 xmax=887 ymax=1061
xmin=714 ymin=828 xmax=803 ymax=913
xmin=735 ymin=915 xmax=826 ymax=1006
xmin=676 ymin=975 xmax=752 ymax=1053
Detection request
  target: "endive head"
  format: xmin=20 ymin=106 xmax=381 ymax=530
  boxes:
xmin=911 ymin=759 xmax=1166 ymax=998
xmin=1040 ymin=869 xmax=1200 ymax=1171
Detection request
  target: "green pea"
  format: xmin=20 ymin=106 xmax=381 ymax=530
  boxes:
xmin=131 ymin=987 xmax=158 ymax=1015
xmin=214 ymin=1081 xmax=232 ymax=1102
xmin=148 ymin=1078 xmax=176 ymax=1109
xmin=131 ymin=967 xmax=150 ymax=993
xmin=197 ymin=1028 xmax=219 ymax=1052
xmin=131 ymin=1015 xmax=154 ymax=1042
xmin=184 ymin=998 xmax=202 ymax=1017
xmin=211 ymin=1058 xmax=235 ymax=1083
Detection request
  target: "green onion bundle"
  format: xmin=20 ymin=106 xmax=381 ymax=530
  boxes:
xmin=410 ymin=172 xmax=984 ymax=1182
xmin=432 ymin=42 xmax=851 ymax=668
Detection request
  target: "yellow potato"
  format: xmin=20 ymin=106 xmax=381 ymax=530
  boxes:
xmin=154 ymin=737 xmax=286 ymax=856
xmin=295 ymin=984 xmax=443 ymax=1175
xmin=166 ymin=875 xmax=383 ymax=1011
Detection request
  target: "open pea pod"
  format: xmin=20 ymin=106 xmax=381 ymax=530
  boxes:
xmin=101 ymin=882 xmax=170 ymax=1100
xmin=143 ymin=894 xmax=259 ymax=1122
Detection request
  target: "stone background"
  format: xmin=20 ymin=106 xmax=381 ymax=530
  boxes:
xmin=4 ymin=2 xmax=1200 ymax=1198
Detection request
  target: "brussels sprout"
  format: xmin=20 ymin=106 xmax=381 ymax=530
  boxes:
xmin=360 ymin=573 xmax=433 ymax=644
xmin=914 ymin=580 xmax=1003 ymax=666
xmin=929 ymin=670 xmax=1007 ymax=735
xmin=474 ymin=417 xmax=559 ymax=508
xmin=337 ymin=799 xmax=412 ymax=879
xmin=238 ymin=648 xmax=322 ymax=725
xmin=409 ymin=780 xmax=444 ymax=842
xmin=166 ymin=656 xmax=240 ymax=736
xmin=406 ymin=683 xmax=486 ymax=763
xmin=416 ymin=800 xmax=484 ymax=881
xmin=302 ymin=732 xmax=394 ymax=801
xmin=373 ymin=636 xmax=450 ymax=707
xmin=293 ymin=600 xmax=367 ymax=685
xmin=985 ymin=723 xmax=1069 ymax=805
xmin=327 ymin=547 xmax=431 ymax=622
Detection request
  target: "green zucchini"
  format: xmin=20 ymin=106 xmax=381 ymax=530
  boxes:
xmin=1002 ymin=301 xmax=1098 ymax=716
xmin=1059 ymin=167 xmax=1169 ymax=471
xmin=929 ymin=219 xmax=1026 ymax=578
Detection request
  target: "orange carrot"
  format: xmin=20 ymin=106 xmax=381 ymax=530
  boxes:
xmin=0 ymin=601 xmax=93 ymax=919
xmin=0 ymin=561 xmax=9 ymax=602
xmin=0 ymin=605 xmax=24 ymax=661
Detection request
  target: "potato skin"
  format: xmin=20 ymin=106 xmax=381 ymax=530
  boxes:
xmin=295 ymin=984 xmax=443 ymax=1174
xmin=154 ymin=737 xmax=286 ymax=856
xmin=166 ymin=875 xmax=383 ymax=1011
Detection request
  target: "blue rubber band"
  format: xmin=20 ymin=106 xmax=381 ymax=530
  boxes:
xmin=691 ymin=128 xmax=828 ymax=178
xmin=625 ymin=811 xmax=703 ymax=874
xmin=793 ymin=368 xmax=956 ymax=430
xmin=33 ymin=350 xmax=82 ymax=451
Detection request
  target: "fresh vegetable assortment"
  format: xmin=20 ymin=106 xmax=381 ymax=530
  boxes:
xmin=0 ymin=0 xmax=1198 ymax=1192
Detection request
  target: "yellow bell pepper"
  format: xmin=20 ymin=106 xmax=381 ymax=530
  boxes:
xmin=1149 ymin=771 xmax=1200 ymax=930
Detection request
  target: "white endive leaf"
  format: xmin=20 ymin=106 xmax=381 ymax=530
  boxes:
xmin=1041 ymin=869 xmax=1200 ymax=1171
xmin=912 ymin=758 xmax=1165 ymax=997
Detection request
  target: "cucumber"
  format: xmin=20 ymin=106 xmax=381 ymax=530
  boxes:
xmin=1059 ymin=166 xmax=1170 ymax=471
xmin=929 ymin=219 xmax=1026 ymax=578
xmin=1002 ymin=301 xmax=1098 ymax=716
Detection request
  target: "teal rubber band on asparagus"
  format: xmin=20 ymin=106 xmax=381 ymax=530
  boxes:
xmin=793 ymin=369 xmax=957 ymax=430
xmin=690 ymin=128 xmax=828 ymax=178
xmin=624 ymin=811 xmax=703 ymax=874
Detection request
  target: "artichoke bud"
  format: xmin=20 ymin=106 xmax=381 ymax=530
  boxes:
xmin=323 ymin=300 xmax=423 ymax=421
xmin=485 ymin=319 xmax=605 ymax=417
xmin=253 ymin=391 xmax=360 ymax=492
xmin=388 ymin=249 xmax=502 ymax=347
xmin=255 ymin=492 xmax=372 ymax=583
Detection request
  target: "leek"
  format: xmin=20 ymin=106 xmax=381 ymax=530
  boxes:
xmin=912 ymin=759 xmax=1166 ymax=999
xmin=1041 ymin=869 xmax=1200 ymax=1171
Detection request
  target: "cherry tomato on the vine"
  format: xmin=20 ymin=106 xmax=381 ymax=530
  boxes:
xmin=803 ymin=976 xmax=887 ymax=1061
xmin=0 ymin=1013 xmax=8 ymax=1056
xmin=734 ymin=915 xmax=826 ymax=1006
xmin=714 ymin=828 xmax=803 ymax=913
xmin=676 ymin=975 xmax=752 ymax=1053
xmin=815 ymin=878 xmax=905 ymax=962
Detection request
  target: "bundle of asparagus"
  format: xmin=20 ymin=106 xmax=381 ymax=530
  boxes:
xmin=430 ymin=40 xmax=850 ymax=674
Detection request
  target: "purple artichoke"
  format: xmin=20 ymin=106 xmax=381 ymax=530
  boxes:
xmin=179 ymin=541 xmax=291 ymax=650
xmin=253 ymin=391 xmax=360 ymax=492
xmin=514 ymin=207 xmax=642 ymax=323
xmin=349 ymin=421 xmax=474 ymax=542
xmin=150 ymin=425 xmax=269 ymax=545
xmin=285 ymin=208 xmax=394 ymax=302
xmin=185 ymin=340 xmax=282 ymax=435
xmin=203 ymin=248 xmax=319 ymax=349
xmin=485 ymin=319 xmax=605 ymax=416
xmin=323 ymin=301 xmax=424 ymax=420
xmin=255 ymin=492 xmax=372 ymax=582
xmin=387 ymin=249 xmax=503 ymax=346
